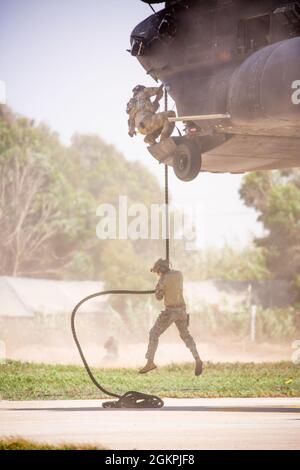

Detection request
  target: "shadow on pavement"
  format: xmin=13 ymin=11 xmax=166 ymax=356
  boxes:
xmin=9 ymin=406 xmax=300 ymax=413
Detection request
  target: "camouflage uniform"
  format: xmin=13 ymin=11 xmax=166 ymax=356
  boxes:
xmin=145 ymin=269 xmax=200 ymax=362
xmin=127 ymin=86 xmax=176 ymax=145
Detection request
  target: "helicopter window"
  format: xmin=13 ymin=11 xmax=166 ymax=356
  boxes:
xmin=158 ymin=15 xmax=177 ymax=42
xmin=237 ymin=15 xmax=271 ymax=53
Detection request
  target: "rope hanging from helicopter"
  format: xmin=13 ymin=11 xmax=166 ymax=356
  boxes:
xmin=71 ymin=87 xmax=171 ymax=409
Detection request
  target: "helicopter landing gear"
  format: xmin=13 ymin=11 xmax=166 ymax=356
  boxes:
xmin=147 ymin=136 xmax=202 ymax=182
xmin=173 ymin=140 xmax=202 ymax=182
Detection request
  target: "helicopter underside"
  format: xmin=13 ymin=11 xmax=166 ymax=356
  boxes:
xmin=147 ymin=133 xmax=300 ymax=175
xmin=201 ymin=134 xmax=300 ymax=174
xmin=131 ymin=4 xmax=300 ymax=178
xmin=144 ymin=35 xmax=300 ymax=175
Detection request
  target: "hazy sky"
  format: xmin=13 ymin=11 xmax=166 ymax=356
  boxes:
xmin=0 ymin=0 xmax=263 ymax=248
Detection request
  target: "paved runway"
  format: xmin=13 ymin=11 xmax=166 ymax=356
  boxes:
xmin=0 ymin=398 xmax=299 ymax=450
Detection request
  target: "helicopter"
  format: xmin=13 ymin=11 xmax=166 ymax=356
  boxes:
xmin=130 ymin=0 xmax=300 ymax=181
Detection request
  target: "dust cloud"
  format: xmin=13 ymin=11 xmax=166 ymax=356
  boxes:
xmin=1 ymin=310 xmax=294 ymax=367
xmin=6 ymin=333 xmax=293 ymax=367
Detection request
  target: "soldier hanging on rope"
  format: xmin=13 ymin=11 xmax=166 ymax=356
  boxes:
xmin=139 ymin=258 xmax=203 ymax=376
xmin=126 ymin=84 xmax=176 ymax=145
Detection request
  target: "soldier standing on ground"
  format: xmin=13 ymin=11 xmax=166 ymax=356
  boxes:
xmin=103 ymin=336 xmax=119 ymax=362
xmin=127 ymin=84 xmax=176 ymax=145
xmin=139 ymin=258 xmax=203 ymax=376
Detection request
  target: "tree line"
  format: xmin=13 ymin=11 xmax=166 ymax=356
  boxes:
xmin=1 ymin=104 xmax=299 ymax=301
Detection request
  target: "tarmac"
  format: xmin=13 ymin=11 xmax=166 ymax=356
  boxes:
xmin=1 ymin=397 xmax=300 ymax=450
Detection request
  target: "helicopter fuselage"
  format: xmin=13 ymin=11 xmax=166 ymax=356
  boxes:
xmin=131 ymin=0 xmax=300 ymax=176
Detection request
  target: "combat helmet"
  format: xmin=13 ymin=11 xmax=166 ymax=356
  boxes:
xmin=150 ymin=258 xmax=169 ymax=274
xmin=132 ymin=84 xmax=145 ymax=94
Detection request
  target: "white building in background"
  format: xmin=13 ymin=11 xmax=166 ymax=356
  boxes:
xmin=0 ymin=276 xmax=291 ymax=320
xmin=0 ymin=276 xmax=107 ymax=318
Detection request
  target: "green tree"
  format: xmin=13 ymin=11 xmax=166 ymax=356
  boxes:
xmin=240 ymin=169 xmax=300 ymax=298
xmin=171 ymin=242 xmax=268 ymax=281
xmin=0 ymin=106 xmax=87 ymax=276
xmin=0 ymin=104 xmax=269 ymax=290
xmin=0 ymin=105 xmax=165 ymax=284
xmin=59 ymin=133 xmax=165 ymax=283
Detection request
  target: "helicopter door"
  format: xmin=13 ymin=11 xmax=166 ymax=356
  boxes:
xmin=237 ymin=14 xmax=271 ymax=54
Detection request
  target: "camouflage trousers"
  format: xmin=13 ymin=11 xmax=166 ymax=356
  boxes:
xmin=137 ymin=111 xmax=176 ymax=144
xmin=145 ymin=308 xmax=200 ymax=362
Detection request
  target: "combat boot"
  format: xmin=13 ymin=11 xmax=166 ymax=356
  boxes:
xmin=195 ymin=358 xmax=203 ymax=376
xmin=139 ymin=360 xmax=157 ymax=374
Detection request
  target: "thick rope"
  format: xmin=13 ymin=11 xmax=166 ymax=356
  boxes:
xmin=71 ymin=87 xmax=172 ymax=408
xmin=164 ymin=86 xmax=170 ymax=263
xmin=71 ymin=289 xmax=164 ymax=408
xmin=165 ymin=165 xmax=169 ymax=263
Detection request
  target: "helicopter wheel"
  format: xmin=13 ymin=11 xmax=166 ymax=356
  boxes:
xmin=173 ymin=140 xmax=201 ymax=182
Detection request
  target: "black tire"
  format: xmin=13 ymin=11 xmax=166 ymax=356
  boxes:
xmin=173 ymin=140 xmax=201 ymax=182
